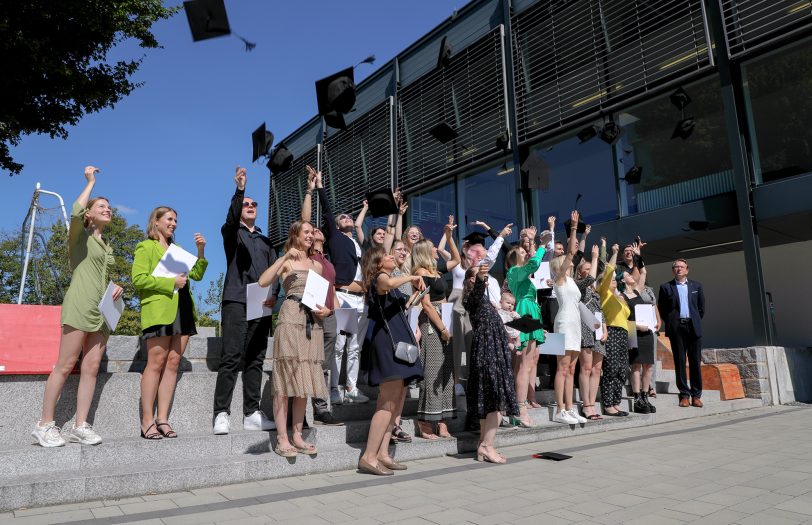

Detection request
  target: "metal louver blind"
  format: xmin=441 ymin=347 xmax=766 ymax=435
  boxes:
xmin=322 ymin=99 xmax=393 ymax=216
xmin=397 ymin=27 xmax=508 ymax=193
xmin=268 ymin=147 xmax=318 ymax=245
xmin=512 ymin=0 xmax=711 ymax=143
xmin=721 ymin=0 xmax=812 ymax=58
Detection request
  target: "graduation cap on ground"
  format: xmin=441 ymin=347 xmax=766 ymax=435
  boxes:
xmin=599 ymin=121 xmax=624 ymax=145
xmin=533 ymin=452 xmax=572 ymax=461
xmin=670 ymin=87 xmax=692 ymax=110
xmin=266 ymin=143 xmax=293 ymax=175
xmin=505 ymin=315 xmax=543 ymax=334
xmin=365 ymin=188 xmax=398 ymax=217
xmin=672 ymin=117 xmax=696 ymax=140
xmin=521 ymin=153 xmax=550 ymax=190
xmin=429 ymin=121 xmax=458 ymax=144
xmin=316 ymin=67 xmax=357 ymax=131
xmin=437 ymin=36 xmax=453 ymax=68
xmin=577 ymin=125 xmax=599 ymax=143
xmin=622 ymin=165 xmax=643 ymax=185
xmin=183 ymin=0 xmax=256 ymax=51
xmin=251 ymin=122 xmax=274 ymax=163
xmin=463 ymin=231 xmax=488 ymax=247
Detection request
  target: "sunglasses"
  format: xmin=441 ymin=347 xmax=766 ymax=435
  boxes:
xmin=243 ymin=202 xmax=258 ymax=208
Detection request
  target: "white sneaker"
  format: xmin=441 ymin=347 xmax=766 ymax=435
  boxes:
xmin=31 ymin=421 xmax=66 ymax=447
xmin=568 ymin=408 xmax=588 ymax=424
xmin=454 ymin=384 xmax=466 ymax=397
xmin=553 ymin=410 xmax=578 ymax=425
xmin=330 ymin=388 xmax=343 ymax=405
xmin=66 ymin=422 xmax=102 ymax=445
xmin=243 ymin=410 xmax=276 ymax=431
xmin=213 ymin=412 xmax=230 ymax=435
xmin=344 ymin=387 xmax=369 ymax=404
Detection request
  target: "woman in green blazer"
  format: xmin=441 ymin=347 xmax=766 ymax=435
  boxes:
xmin=132 ymin=206 xmax=207 ymax=439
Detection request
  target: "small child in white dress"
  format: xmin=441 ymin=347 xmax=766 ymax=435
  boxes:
xmin=496 ymin=291 xmax=521 ymax=352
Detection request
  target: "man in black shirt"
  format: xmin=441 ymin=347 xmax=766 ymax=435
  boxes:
xmin=212 ymin=167 xmax=279 ymax=434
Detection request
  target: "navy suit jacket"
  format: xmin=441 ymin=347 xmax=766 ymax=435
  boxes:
xmin=657 ymin=279 xmax=705 ymax=338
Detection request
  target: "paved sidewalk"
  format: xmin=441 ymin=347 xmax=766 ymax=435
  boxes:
xmin=3 ymin=405 xmax=812 ymax=525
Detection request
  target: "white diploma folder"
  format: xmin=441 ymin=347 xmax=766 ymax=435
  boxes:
xmin=335 ymin=307 xmax=360 ymax=334
xmin=532 ymin=262 xmax=552 ymax=289
xmin=246 ymin=283 xmax=274 ymax=321
xmin=301 ymin=269 xmax=329 ymax=311
xmin=441 ymin=303 xmax=454 ymax=337
xmin=538 ymin=332 xmax=565 ymax=355
xmin=151 ymin=243 xmax=198 ymax=278
xmin=98 ymin=281 xmax=124 ymax=332
xmin=408 ymin=306 xmax=421 ymax=334
xmin=578 ymin=302 xmax=600 ymax=329
xmin=594 ymin=312 xmax=604 ymax=340
xmin=634 ymin=304 xmax=657 ymax=331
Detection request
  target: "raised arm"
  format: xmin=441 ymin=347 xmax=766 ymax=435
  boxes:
xmin=444 ymin=215 xmax=461 ymax=272
xmin=313 ymin=167 xmax=336 ymax=240
xmin=395 ymin=193 xmax=407 ymax=241
xmin=223 ymin=166 xmax=246 ymax=241
xmin=436 ymin=226 xmax=450 ymax=261
xmin=483 ymin=224 xmax=511 ymax=266
xmin=589 ymin=244 xmax=600 ymax=280
xmin=189 ymin=234 xmax=208 ymax=281
xmin=632 ymin=241 xmax=647 ymax=294
xmin=354 ymin=199 xmax=368 ymax=245
xmin=579 ymin=224 xmax=590 ymax=253
xmin=556 ymin=210 xmax=579 ymax=285
xmin=77 ymin=166 xmax=98 ymax=208
xmin=301 ymin=166 xmax=317 ymax=223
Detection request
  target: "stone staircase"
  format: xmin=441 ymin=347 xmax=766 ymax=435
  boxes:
xmin=0 ymin=334 xmax=764 ymax=511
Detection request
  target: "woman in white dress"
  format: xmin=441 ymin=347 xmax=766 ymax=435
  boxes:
xmin=549 ymin=211 xmax=587 ymax=425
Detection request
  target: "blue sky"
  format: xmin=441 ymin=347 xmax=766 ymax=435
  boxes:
xmin=6 ymin=1 xmax=467 ymax=300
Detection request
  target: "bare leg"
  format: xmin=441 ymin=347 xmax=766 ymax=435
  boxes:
xmin=140 ymin=337 xmax=170 ymax=432
xmin=75 ymin=331 xmax=107 ymax=426
xmin=40 ymin=326 xmax=88 ymax=423
xmin=589 ymin=354 xmax=603 ymax=412
xmin=273 ymin=394 xmax=292 ymax=450
xmin=578 ymin=349 xmax=593 ymax=415
xmin=437 ymin=420 xmax=453 ymax=438
xmin=642 ymin=363 xmax=654 ymax=392
xmin=361 ymin=380 xmax=402 ymax=466
xmin=631 ymin=363 xmax=642 ymax=393
xmin=554 ymin=353 xmax=572 ymax=411
xmin=156 ymin=335 xmax=189 ymax=425
xmin=564 ymin=350 xmax=578 ymax=410
xmin=477 ymin=412 xmax=506 ymax=463
xmin=527 ymin=348 xmax=540 ymax=405
xmin=290 ymin=397 xmax=313 ymax=451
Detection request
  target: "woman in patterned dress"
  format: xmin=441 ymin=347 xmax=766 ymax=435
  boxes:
xmin=258 ymin=221 xmax=331 ymax=457
xmin=575 ymin=243 xmax=607 ymax=421
xmin=32 ymin=166 xmax=123 ymax=447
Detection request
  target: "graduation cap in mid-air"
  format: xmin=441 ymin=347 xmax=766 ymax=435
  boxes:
xmin=316 ymin=67 xmax=357 ymax=131
xmin=267 ymin=143 xmax=294 ymax=175
xmin=365 ymin=188 xmax=399 ymax=217
xmin=183 ymin=0 xmax=256 ymax=51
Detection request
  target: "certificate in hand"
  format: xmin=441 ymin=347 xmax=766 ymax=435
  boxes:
xmin=246 ymin=283 xmax=274 ymax=321
xmin=634 ymin=304 xmax=657 ymax=331
xmin=578 ymin=302 xmax=600 ymax=329
xmin=335 ymin=307 xmax=360 ymax=334
xmin=98 ymin=281 xmax=124 ymax=332
xmin=441 ymin=303 xmax=454 ymax=337
xmin=538 ymin=332 xmax=565 ymax=355
xmin=151 ymin=243 xmax=198 ymax=278
xmin=532 ymin=262 xmax=552 ymax=289
xmin=301 ymin=269 xmax=329 ymax=310
xmin=594 ymin=311 xmax=604 ymax=340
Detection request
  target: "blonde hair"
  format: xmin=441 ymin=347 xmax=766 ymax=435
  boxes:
xmin=506 ymin=246 xmax=524 ymax=269
xmin=549 ymin=254 xmax=567 ymax=279
xmin=284 ymin=220 xmax=314 ymax=253
xmin=83 ymin=197 xmax=110 ymax=228
xmin=146 ymin=206 xmax=177 ymax=241
xmin=410 ymin=238 xmax=436 ymax=274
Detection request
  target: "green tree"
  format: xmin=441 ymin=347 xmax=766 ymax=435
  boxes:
xmin=1 ymin=1 xmax=177 ymax=175
xmin=195 ymin=272 xmax=224 ymax=334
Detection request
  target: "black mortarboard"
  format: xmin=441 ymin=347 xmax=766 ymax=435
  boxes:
xmin=521 ymin=153 xmax=550 ymax=190
xmin=267 ymin=143 xmax=293 ymax=175
xmin=533 ymin=452 xmax=573 ymax=461
xmin=577 ymin=125 xmax=599 ymax=143
xmin=505 ymin=315 xmax=543 ymax=334
xmin=365 ymin=188 xmax=398 ymax=217
xmin=687 ymin=220 xmax=710 ymax=231
xmin=316 ymin=67 xmax=357 ymax=130
xmin=672 ymin=117 xmax=695 ymax=140
xmin=623 ymin=165 xmax=643 ymax=185
xmin=496 ymin=130 xmax=510 ymax=151
xmin=184 ymin=0 xmax=230 ymax=42
xmin=437 ymin=36 xmax=453 ymax=68
xmin=463 ymin=231 xmax=488 ymax=246
xmin=429 ymin=121 xmax=458 ymax=144
xmin=599 ymin=121 xmax=624 ymax=145
xmin=670 ymin=87 xmax=692 ymax=110
xmin=251 ymin=122 xmax=274 ymax=163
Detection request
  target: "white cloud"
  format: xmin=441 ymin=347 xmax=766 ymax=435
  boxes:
xmin=114 ymin=203 xmax=137 ymax=215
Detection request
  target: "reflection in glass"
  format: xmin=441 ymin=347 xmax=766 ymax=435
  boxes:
xmin=410 ymin=183 xmax=456 ymax=245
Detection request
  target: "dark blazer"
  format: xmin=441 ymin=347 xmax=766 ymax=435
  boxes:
xmin=657 ymin=279 xmax=705 ymax=338
xmin=318 ymin=187 xmax=361 ymax=286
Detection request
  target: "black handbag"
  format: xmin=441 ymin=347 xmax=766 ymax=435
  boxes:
xmin=374 ymin=288 xmax=419 ymax=364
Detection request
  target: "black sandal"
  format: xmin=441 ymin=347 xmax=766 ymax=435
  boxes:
xmin=391 ymin=425 xmax=412 ymax=443
xmin=156 ymin=422 xmax=178 ymax=438
xmin=140 ymin=422 xmax=162 ymax=440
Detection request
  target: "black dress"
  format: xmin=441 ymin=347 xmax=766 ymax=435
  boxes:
xmin=365 ymin=274 xmax=425 ymax=387
xmin=142 ymin=283 xmax=197 ymax=338
xmin=463 ymin=277 xmax=519 ymax=420
xmin=626 ymin=290 xmax=655 ymax=365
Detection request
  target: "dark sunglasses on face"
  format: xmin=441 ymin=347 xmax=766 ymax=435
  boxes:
xmin=243 ymin=202 xmax=258 ymax=208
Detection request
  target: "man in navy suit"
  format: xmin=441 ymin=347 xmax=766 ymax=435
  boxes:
xmin=657 ymin=259 xmax=706 ymax=408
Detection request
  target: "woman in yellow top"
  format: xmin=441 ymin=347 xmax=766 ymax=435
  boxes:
xmin=32 ymin=166 xmax=123 ymax=448
xmin=597 ymin=243 xmax=631 ymax=416
xmin=132 ymin=207 xmax=207 ymax=439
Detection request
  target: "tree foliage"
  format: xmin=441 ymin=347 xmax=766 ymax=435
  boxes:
xmin=0 ymin=0 xmax=177 ymax=175
xmin=196 ymin=271 xmax=223 ymax=332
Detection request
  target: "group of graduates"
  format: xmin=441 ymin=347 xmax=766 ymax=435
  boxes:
xmin=31 ymin=163 xmax=706 ymax=479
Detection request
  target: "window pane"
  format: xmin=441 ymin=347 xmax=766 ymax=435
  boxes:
xmin=744 ymin=39 xmax=812 ymax=183
xmin=410 ymin=182 xmax=456 ymax=244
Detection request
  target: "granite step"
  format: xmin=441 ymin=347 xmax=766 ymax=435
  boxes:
xmin=0 ymin=397 xmax=764 ymax=511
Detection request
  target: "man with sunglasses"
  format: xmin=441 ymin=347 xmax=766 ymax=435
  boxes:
xmin=212 ymin=166 xmax=280 ymax=434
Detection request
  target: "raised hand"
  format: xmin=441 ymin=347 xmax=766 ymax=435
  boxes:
xmin=194 ymin=233 xmax=206 ymax=249
xmin=591 ymin=244 xmax=599 ymax=258
xmin=539 ymin=229 xmax=552 ymax=245
xmin=234 ymin=166 xmax=247 ymax=190
xmin=399 ymin=201 xmax=408 ymax=215
xmin=306 ymin=169 xmax=316 ymax=191
xmin=444 ymin=215 xmax=457 ymax=235
xmin=175 ymin=273 xmax=188 ymax=290
xmin=526 ymin=225 xmax=538 ymax=240
xmin=601 ymin=236 xmax=607 ymax=247
xmin=547 ymin=215 xmax=556 ymax=228
xmin=584 ymin=224 xmax=591 ymax=236
xmin=84 ymin=166 xmax=99 ymax=183
xmin=305 ymin=165 xmax=323 ymax=188
xmin=361 ymin=199 xmax=369 ymax=209
xmin=473 ymin=220 xmax=491 ymax=231
xmin=570 ymin=210 xmax=580 ymax=224
xmin=499 ymin=223 xmax=513 ymax=238
xmin=612 ymin=243 xmax=620 ymax=254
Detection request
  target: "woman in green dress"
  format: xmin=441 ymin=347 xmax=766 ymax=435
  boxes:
xmin=505 ymin=226 xmax=548 ymax=428
xmin=32 ymin=166 xmax=123 ymax=447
